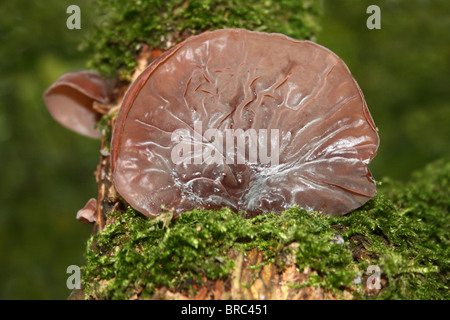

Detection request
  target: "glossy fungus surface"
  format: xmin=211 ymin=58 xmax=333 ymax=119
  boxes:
xmin=43 ymin=71 xmax=109 ymax=138
xmin=112 ymin=29 xmax=379 ymax=217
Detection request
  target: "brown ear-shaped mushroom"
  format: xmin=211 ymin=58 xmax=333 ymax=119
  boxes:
xmin=43 ymin=71 xmax=110 ymax=138
xmin=111 ymin=29 xmax=379 ymax=218
xmin=76 ymin=198 xmax=97 ymax=224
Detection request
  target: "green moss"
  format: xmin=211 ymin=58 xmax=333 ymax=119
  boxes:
xmin=373 ymin=158 xmax=450 ymax=299
xmin=83 ymin=207 xmax=348 ymax=299
xmin=82 ymin=0 xmax=321 ymax=80
xmin=82 ymin=158 xmax=450 ymax=300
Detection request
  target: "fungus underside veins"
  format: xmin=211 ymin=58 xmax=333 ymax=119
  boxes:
xmin=82 ymin=159 xmax=449 ymax=300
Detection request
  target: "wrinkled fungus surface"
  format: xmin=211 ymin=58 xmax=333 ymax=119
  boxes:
xmin=112 ymin=29 xmax=379 ymax=217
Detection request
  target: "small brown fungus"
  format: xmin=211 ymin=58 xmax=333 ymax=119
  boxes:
xmin=111 ymin=29 xmax=379 ymax=218
xmin=76 ymin=198 xmax=97 ymax=224
xmin=43 ymin=71 xmax=110 ymax=138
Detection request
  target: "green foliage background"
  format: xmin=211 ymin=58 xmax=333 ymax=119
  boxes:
xmin=0 ymin=0 xmax=448 ymax=299
xmin=0 ymin=0 xmax=98 ymax=299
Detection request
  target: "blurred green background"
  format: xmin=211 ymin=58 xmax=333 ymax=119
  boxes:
xmin=0 ymin=0 xmax=448 ymax=299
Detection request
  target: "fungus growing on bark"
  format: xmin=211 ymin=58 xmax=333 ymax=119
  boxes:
xmin=43 ymin=71 xmax=110 ymax=138
xmin=76 ymin=198 xmax=97 ymax=224
xmin=111 ymin=29 xmax=379 ymax=218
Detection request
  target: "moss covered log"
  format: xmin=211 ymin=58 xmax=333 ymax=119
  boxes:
xmin=75 ymin=0 xmax=448 ymax=300
xmin=82 ymin=159 xmax=449 ymax=300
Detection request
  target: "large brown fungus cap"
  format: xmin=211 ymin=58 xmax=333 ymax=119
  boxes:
xmin=112 ymin=29 xmax=379 ymax=217
xmin=43 ymin=71 xmax=110 ymax=138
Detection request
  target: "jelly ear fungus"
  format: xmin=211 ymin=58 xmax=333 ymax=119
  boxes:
xmin=109 ymin=29 xmax=379 ymax=218
xmin=43 ymin=70 xmax=111 ymax=138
